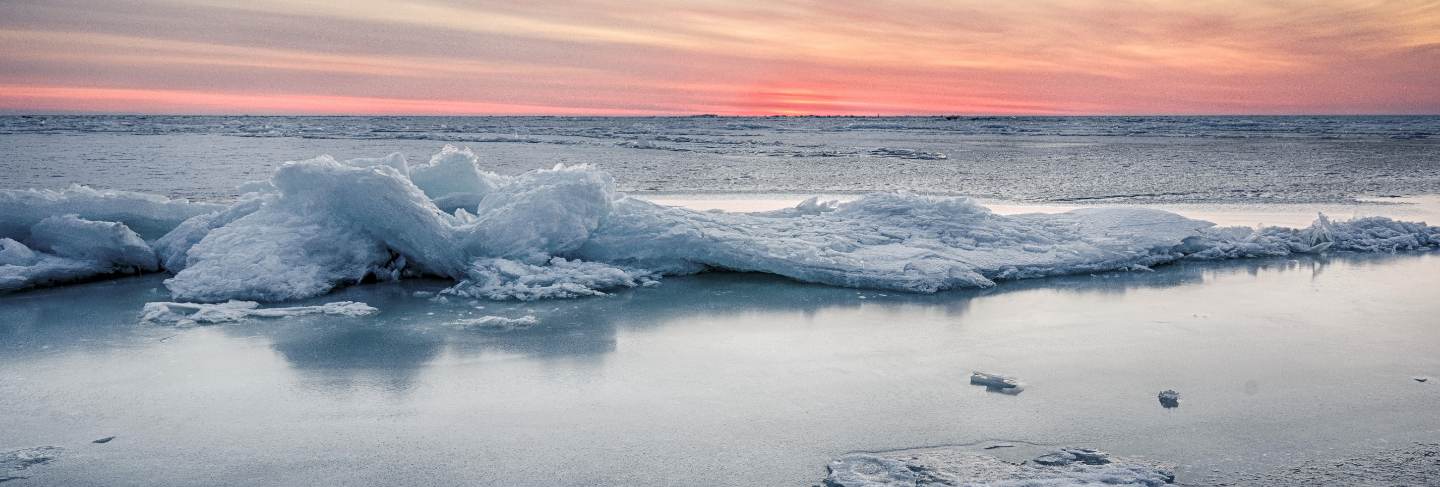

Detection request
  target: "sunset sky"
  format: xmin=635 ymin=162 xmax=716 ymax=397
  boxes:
xmin=2 ymin=0 xmax=1438 ymax=115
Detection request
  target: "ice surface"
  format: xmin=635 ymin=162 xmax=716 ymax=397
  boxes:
xmin=4 ymin=146 xmax=1439 ymax=301
xmin=408 ymin=145 xmax=504 ymax=212
xmin=0 ymin=216 xmax=161 ymax=292
xmin=1 ymin=446 xmax=63 ymax=483
xmin=139 ymin=300 xmax=378 ymax=326
xmin=824 ymin=447 xmax=1174 ymax=486
xmin=5 ymin=116 xmax=1439 ymax=203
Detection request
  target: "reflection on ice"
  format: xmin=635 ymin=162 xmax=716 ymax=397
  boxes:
xmin=1 ymin=252 xmax=1437 ymax=486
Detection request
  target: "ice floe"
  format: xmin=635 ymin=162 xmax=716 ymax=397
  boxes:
xmin=139 ymin=300 xmax=378 ymax=325
xmin=451 ymin=315 xmax=540 ymax=331
xmin=3 ymin=146 xmax=1438 ymax=301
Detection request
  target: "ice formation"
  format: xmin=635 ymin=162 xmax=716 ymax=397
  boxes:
xmin=1 ymin=446 xmax=63 ymax=483
xmin=451 ymin=315 xmax=540 ymax=331
xmin=139 ymin=300 xmax=378 ymax=325
xmin=823 ymin=447 xmax=1175 ymax=486
xmin=3 ymin=145 xmax=1439 ymax=302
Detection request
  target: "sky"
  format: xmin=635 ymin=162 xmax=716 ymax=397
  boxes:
xmin=1 ymin=0 xmax=1438 ymax=116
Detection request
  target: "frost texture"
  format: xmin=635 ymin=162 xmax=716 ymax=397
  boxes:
xmin=139 ymin=300 xmax=377 ymax=325
xmin=4 ymin=146 xmax=1439 ymax=301
xmin=824 ymin=448 xmax=1175 ymax=487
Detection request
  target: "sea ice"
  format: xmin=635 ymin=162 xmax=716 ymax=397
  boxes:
xmin=139 ymin=300 xmax=378 ymax=325
xmin=4 ymin=146 xmax=1439 ymax=302
xmin=451 ymin=315 xmax=540 ymax=331
xmin=0 ymin=185 xmax=220 ymax=240
xmin=970 ymin=372 xmax=1023 ymax=391
xmin=0 ymin=446 xmax=62 ymax=483
xmin=28 ymin=215 xmax=158 ymax=271
xmin=1158 ymin=390 xmax=1181 ymax=408
xmin=824 ymin=446 xmax=1175 ymax=486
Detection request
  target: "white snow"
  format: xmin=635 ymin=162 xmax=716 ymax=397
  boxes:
xmin=139 ymin=300 xmax=378 ymax=325
xmin=4 ymin=146 xmax=1439 ymax=301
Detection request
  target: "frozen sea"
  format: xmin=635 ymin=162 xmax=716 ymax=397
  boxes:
xmin=2 ymin=116 xmax=1439 ymax=485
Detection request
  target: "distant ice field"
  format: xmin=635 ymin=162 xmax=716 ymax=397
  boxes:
xmin=2 ymin=115 xmax=1438 ymax=203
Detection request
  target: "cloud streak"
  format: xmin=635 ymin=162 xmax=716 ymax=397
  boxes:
xmin=1 ymin=0 xmax=1436 ymax=115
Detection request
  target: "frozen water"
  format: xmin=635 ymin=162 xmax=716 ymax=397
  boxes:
xmin=3 ymin=116 xmax=1438 ymax=203
xmin=451 ymin=315 xmax=540 ymax=331
xmin=3 ymin=146 xmax=1438 ymax=301
xmin=0 ymin=185 xmax=220 ymax=240
xmin=0 ymin=446 xmax=63 ymax=483
xmin=138 ymin=300 xmax=378 ymax=326
xmin=3 ymin=253 xmax=1439 ymax=486
xmin=28 ymin=215 xmax=158 ymax=272
xmin=825 ymin=447 xmax=1174 ymax=487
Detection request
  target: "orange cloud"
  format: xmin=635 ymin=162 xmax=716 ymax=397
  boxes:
xmin=0 ymin=0 xmax=1436 ymax=114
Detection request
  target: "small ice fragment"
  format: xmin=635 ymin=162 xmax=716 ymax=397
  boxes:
xmin=92 ymin=436 xmax=115 ymax=444
xmin=452 ymin=315 xmax=539 ymax=332
xmin=1033 ymin=451 xmax=1077 ymax=466
xmin=983 ymin=443 xmax=1015 ymax=450
xmin=140 ymin=300 xmax=377 ymax=326
xmin=1158 ymin=389 xmax=1181 ymax=408
xmin=1034 ymin=448 xmax=1111 ymax=466
xmin=970 ymin=371 xmax=1021 ymax=390
xmin=412 ymin=291 xmax=434 ymax=298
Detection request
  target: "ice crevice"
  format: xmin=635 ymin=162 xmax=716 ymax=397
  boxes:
xmin=2 ymin=145 xmax=1437 ymax=302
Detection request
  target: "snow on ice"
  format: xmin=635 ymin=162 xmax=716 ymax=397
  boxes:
xmin=2 ymin=145 xmax=1438 ymax=301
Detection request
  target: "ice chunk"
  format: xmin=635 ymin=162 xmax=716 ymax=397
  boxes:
xmin=165 ymin=157 xmax=463 ymax=301
xmin=441 ymin=257 xmax=654 ymax=301
xmin=1158 ymin=389 xmax=1181 ymax=408
xmin=408 ymin=145 xmax=504 ymax=211
xmin=458 ymin=164 xmax=616 ymax=261
xmin=870 ymin=147 xmax=947 ymax=160
xmin=28 ymin=215 xmax=158 ymax=272
xmin=153 ymin=196 xmax=265 ymax=271
xmin=0 ymin=238 xmax=38 ymax=266
xmin=970 ymin=372 xmax=1022 ymax=389
xmin=344 ymin=151 xmax=409 ymax=174
xmin=452 ymin=315 xmax=539 ymax=331
xmin=0 ymin=185 xmax=221 ymax=240
xmin=1 ymin=216 xmax=161 ymax=292
xmin=1034 ymin=448 xmax=1112 ymax=466
xmin=139 ymin=300 xmax=377 ymax=325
